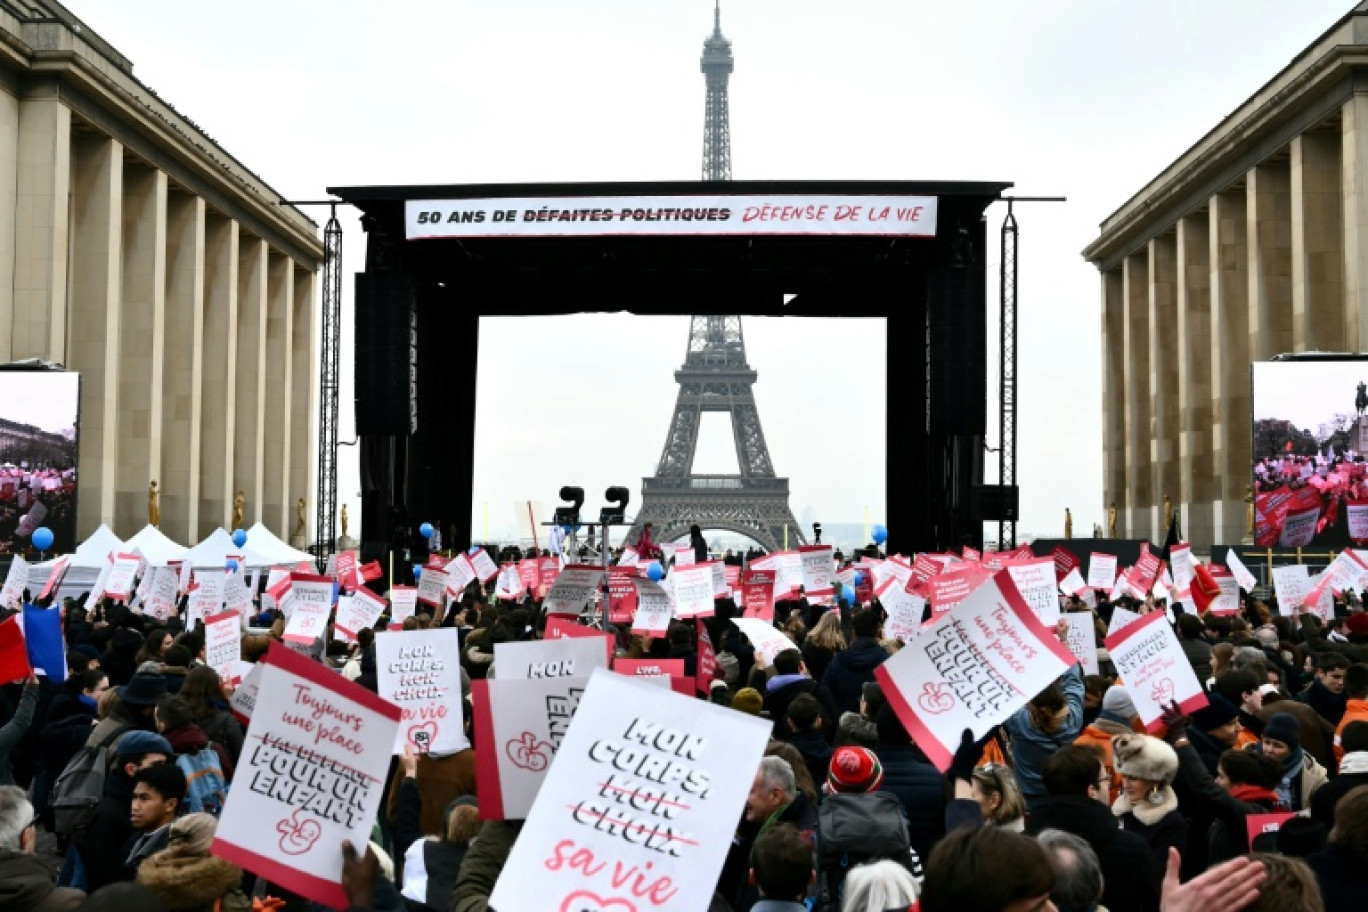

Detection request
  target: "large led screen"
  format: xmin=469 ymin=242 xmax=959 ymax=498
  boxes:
xmin=1252 ymin=358 xmax=1368 ymax=548
xmin=0 ymin=371 xmax=80 ymax=555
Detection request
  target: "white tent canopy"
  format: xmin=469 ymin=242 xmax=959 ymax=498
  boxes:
xmin=244 ymin=522 xmax=314 ymax=566
xmin=182 ymin=527 xmax=288 ymax=569
xmin=70 ymin=524 xmax=124 ymax=568
xmin=122 ymin=524 xmax=188 ymax=566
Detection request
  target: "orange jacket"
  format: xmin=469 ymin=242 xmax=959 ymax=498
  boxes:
xmin=1335 ymin=698 xmax=1368 ymax=762
xmin=1075 ymin=719 xmax=1140 ymax=803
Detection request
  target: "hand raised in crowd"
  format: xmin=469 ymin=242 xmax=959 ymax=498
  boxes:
xmin=1160 ymin=701 xmax=1191 ymax=743
xmin=400 ymin=744 xmax=418 ymax=779
xmin=1160 ymin=849 xmax=1264 ymax=912
xmin=947 ymin=725 xmax=997 ymax=785
xmin=341 ymin=839 xmax=379 ymax=909
xmin=1054 ymin=618 xmax=1069 ymax=642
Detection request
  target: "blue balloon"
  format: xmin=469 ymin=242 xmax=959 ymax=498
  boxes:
xmin=420 ymin=522 xmax=434 ymax=539
xmin=853 ymin=571 xmax=865 ymax=586
xmin=871 ymin=524 xmax=888 ymax=545
xmin=32 ymin=527 xmax=53 ymax=551
xmin=647 ymin=562 xmax=664 ymax=582
xmin=231 ymin=528 xmax=247 ymax=548
xmin=225 ymin=559 xmax=239 ymax=572
xmin=841 ymin=583 xmax=857 ymax=605
xmin=413 ymin=566 xmax=423 ymax=581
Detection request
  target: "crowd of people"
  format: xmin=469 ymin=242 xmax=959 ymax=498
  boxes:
xmin=0 ymin=543 xmax=1367 ymax=912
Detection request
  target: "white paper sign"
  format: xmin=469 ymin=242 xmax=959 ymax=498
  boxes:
xmin=494 ymin=637 xmax=610 ymax=681
xmin=472 ymin=675 xmax=589 ymax=820
xmin=1107 ymin=606 xmax=1145 ymax=635
xmin=672 ymin=562 xmax=716 ymax=619
xmin=445 ymin=555 xmax=477 ymax=596
xmin=204 ymin=611 xmax=243 ymax=683
xmin=1064 ymin=612 xmax=1100 ymax=675
xmin=1226 ymin=549 xmax=1257 ymax=592
xmin=873 ymin=569 xmax=1078 ymax=770
xmin=630 ymin=577 xmax=674 ymax=636
xmin=229 ymin=661 xmax=264 ymax=722
xmin=375 ymin=628 xmax=467 ymax=755
xmin=1170 ymin=544 xmax=1196 ymax=594
xmin=415 ymin=565 xmax=449 ymax=608
xmin=671 ymin=544 xmax=695 ymax=568
xmin=543 ymin=565 xmax=605 ymax=616
xmin=1271 ymin=564 xmax=1311 ymax=617
xmin=877 ymin=577 xmax=926 ymax=643
xmin=730 ymin=617 xmax=799 ymax=666
xmin=1104 ymin=610 xmax=1208 ymax=731
xmin=189 ymin=568 xmax=226 ymax=628
xmin=335 ymin=586 xmax=386 ymax=641
xmin=0 ymin=556 xmax=28 ymax=609
xmin=467 ymin=547 xmax=499 ymax=583
xmin=389 ymin=586 xmax=418 ymax=625
xmin=211 ymin=644 xmax=400 ymax=910
xmin=1059 ymin=568 xmax=1088 ymax=596
xmin=1087 ymin=553 xmax=1118 ymax=592
xmin=1280 ymin=505 xmax=1320 ymax=547
xmin=1005 ymin=558 xmax=1061 ymax=626
xmin=799 ymin=544 xmax=836 ymax=595
xmin=103 ymin=553 xmax=142 ymax=602
xmin=281 ymin=573 xmax=334 ymax=645
xmin=487 ymin=669 xmax=772 ymax=912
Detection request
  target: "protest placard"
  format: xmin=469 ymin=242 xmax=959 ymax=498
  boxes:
xmin=1064 ymin=612 xmax=1100 ymax=675
xmin=740 ymin=570 xmax=776 ymax=621
xmin=1208 ymin=566 xmax=1241 ymax=615
xmin=1226 ymin=549 xmax=1257 ymax=591
xmin=927 ymin=562 xmax=993 ymax=617
xmin=1107 ymin=606 xmax=1145 ymax=635
xmin=102 ymin=552 xmax=141 ymax=602
xmin=229 ymin=661 xmax=264 ymax=725
xmin=630 ymin=577 xmax=673 ymax=636
xmin=616 ymin=546 xmax=639 ymax=567
xmin=415 ymin=564 xmax=449 ymax=609
xmin=335 ymin=586 xmax=386 ymax=641
xmin=614 ymin=658 xmax=685 ymax=678
xmin=671 ymin=543 xmax=695 ymax=568
xmin=877 ymin=577 xmax=926 ymax=643
xmin=211 ymin=643 xmax=400 ymax=909
xmin=1087 ymin=553 xmax=1117 ymax=592
xmin=204 ymin=611 xmax=243 ymax=683
xmin=1105 ymin=609 xmax=1207 ymax=731
xmin=544 ymin=565 xmax=605 ymax=616
xmin=696 ymin=620 xmax=716 ymax=695
xmin=468 ymin=547 xmax=499 ymax=583
xmin=472 ymin=675 xmax=589 ymax=820
xmin=335 ymin=551 xmax=362 ymax=592
xmin=799 ymin=543 xmax=835 ymax=597
xmin=518 ymin=557 xmax=542 ymax=596
xmin=1058 ymin=567 xmax=1088 ymax=597
xmin=0 ymin=556 xmax=27 ymax=609
xmin=389 ymin=585 xmax=418 ymax=624
xmin=36 ymin=557 xmax=69 ymax=603
xmin=1271 ymin=564 xmax=1310 ymax=616
xmin=874 ymin=569 xmax=1077 ymax=770
xmin=1004 ymin=557 xmax=1061 ymax=626
xmin=188 ymin=568 xmax=226 ymax=628
xmin=1052 ymin=546 xmax=1081 ymax=582
xmin=872 ymin=555 xmax=914 ymax=592
xmin=1246 ymin=812 xmax=1297 ymax=851
xmin=1169 ymin=544 xmax=1195 ymax=594
xmin=752 ymin=550 xmax=803 ymax=596
xmin=375 ymin=628 xmax=466 ymax=754
xmin=487 ymin=669 xmax=771 ymax=912
xmin=710 ymin=560 xmax=729 ymax=599
xmin=496 ymin=637 xmax=610 ymax=680
xmin=607 ymin=567 xmax=638 ymax=624
xmin=544 ymin=617 xmax=615 ymax=664
xmin=444 ymin=553 xmax=477 ymax=596
xmin=672 ymin=562 xmax=715 ymax=618
xmin=282 ymin=574 xmax=335 ymax=645
xmin=730 ymin=617 xmax=799 ymax=666
xmin=495 ymin=563 xmax=525 ymax=601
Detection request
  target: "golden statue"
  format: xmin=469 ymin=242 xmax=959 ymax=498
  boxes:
xmin=1064 ymin=507 xmax=1073 ymax=539
xmin=1107 ymin=501 xmax=1118 ymax=538
xmin=341 ymin=503 xmax=350 ymax=539
xmin=231 ymin=490 xmax=245 ymax=530
xmin=295 ymin=497 xmax=307 ymax=538
xmin=1164 ymin=493 xmax=1174 ymax=530
xmin=148 ymin=480 xmax=160 ymax=528
xmin=1245 ymin=485 xmax=1256 ymax=542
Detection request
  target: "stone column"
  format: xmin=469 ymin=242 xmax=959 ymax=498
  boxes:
xmin=1211 ymin=189 xmax=1251 ymax=544
xmin=162 ymin=191 xmax=205 ymax=543
xmin=1149 ymin=234 xmax=1178 ymax=542
xmin=1177 ymin=214 xmax=1214 ymax=548
xmin=263 ymin=250 xmax=293 ymax=536
xmin=115 ymin=165 xmax=167 ymax=532
xmin=1101 ymin=268 xmax=1125 ymax=529
xmin=68 ymin=135 xmax=124 ymax=535
xmin=290 ymin=267 xmax=316 ymax=548
xmin=1123 ymin=249 xmax=1152 ymax=537
xmin=1342 ymin=93 xmax=1368 ymax=351
xmin=234 ymin=236 xmax=268 ymax=525
xmin=0 ymin=86 xmax=18 ymax=362
xmin=199 ymin=215 xmax=238 ymax=535
xmin=1291 ymin=131 xmax=1344 ymax=353
xmin=1248 ymin=161 xmax=1294 ymax=360
xmin=12 ymin=95 xmax=70 ymax=362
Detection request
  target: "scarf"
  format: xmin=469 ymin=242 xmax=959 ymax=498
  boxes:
xmin=1275 ymin=747 xmax=1305 ymax=811
xmin=1228 ymin=783 xmax=1282 ymax=809
xmin=1112 ymin=784 xmax=1179 ymax=825
xmin=1339 ymin=751 xmax=1368 ymax=776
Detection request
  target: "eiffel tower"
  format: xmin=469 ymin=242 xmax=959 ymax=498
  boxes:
xmin=630 ymin=316 xmax=805 ymax=554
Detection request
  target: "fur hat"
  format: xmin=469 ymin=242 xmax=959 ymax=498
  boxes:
xmin=827 ymin=746 xmax=884 ymax=794
xmin=731 ymin=687 xmax=763 ymax=715
xmin=1112 ymin=733 xmax=1178 ymax=785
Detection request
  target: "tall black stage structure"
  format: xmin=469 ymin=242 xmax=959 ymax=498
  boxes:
xmin=327 ymin=180 xmax=1009 ymax=566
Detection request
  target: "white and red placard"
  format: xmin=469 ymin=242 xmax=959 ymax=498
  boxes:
xmin=408 ymin=194 xmax=939 ymax=241
xmin=1058 ymin=567 xmax=1088 ymax=597
xmin=495 ymin=563 xmax=525 ymax=601
xmin=927 ymin=563 xmax=993 ymax=616
xmin=228 ymin=660 xmax=264 ymax=724
xmin=877 ymin=577 xmax=926 ymax=644
xmin=0 ymin=556 xmax=28 ymax=609
xmin=102 ymin=552 xmax=142 ymax=602
xmin=1169 ymin=544 xmax=1196 ymax=595
xmin=1087 ymin=553 xmax=1117 ymax=593
xmin=730 ymin=617 xmax=799 ymax=666
xmin=697 ymin=620 xmax=716 ymax=695
xmin=280 ymin=574 xmax=334 ymax=645
xmin=872 ymin=555 xmax=914 ymax=592
xmin=467 ymin=547 xmax=499 ymax=583
xmin=874 ymin=569 xmax=1078 ymax=770
xmin=543 ymin=565 xmax=605 ymax=617
xmin=607 ymin=567 xmax=638 ymax=625
xmin=616 ymin=546 xmax=639 ymax=567
xmin=444 ymin=554 xmax=477 ymax=596
xmin=415 ymin=565 xmax=449 ymax=608
xmin=211 ymin=643 xmax=400 ymax=909
xmin=375 ymin=627 xmax=467 ymax=755
xmin=1271 ymin=564 xmax=1311 ymax=616
xmin=472 ymin=675 xmax=589 ymax=820
xmin=1107 ymin=606 xmax=1145 ymax=635
xmin=1280 ymin=498 xmax=1321 ymax=547
xmin=543 ymin=618 xmax=615 ymax=664
xmin=1064 ymin=612 xmax=1101 ymax=675
xmin=710 ymin=561 xmax=729 ymax=599
xmin=188 ymin=568 xmax=226 ymax=628
xmin=740 ymin=571 xmax=776 ymax=621
xmin=35 ymin=556 xmax=69 ymax=602
xmin=335 ymin=551 xmax=362 ymax=592
xmin=487 ymin=669 xmax=772 ymax=912
xmin=1207 ymin=566 xmax=1241 ymax=615
xmin=614 ymin=658 xmax=686 ymax=678
xmin=1004 ymin=557 xmax=1061 ymax=626
xmin=672 ymin=562 xmax=716 ymax=619
xmin=1104 ymin=609 xmax=1208 ymax=731
xmin=496 ymin=637 xmax=610 ymax=681
xmin=335 ymin=586 xmax=386 ymax=641
xmin=630 ymin=577 xmax=673 ymax=636
xmin=1226 ymin=549 xmax=1257 ymax=592
xmin=671 ymin=543 xmax=695 ymax=568
xmin=224 ymin=571 xmax=253 ymax=618
xmin=1350 ymin=500 xmax=1368 ymax=541
xmin=799 ymin=544 xmax=836 ymax=597
xmin=750 ymin=550 xmax=803 ymax=597
xmin=204 ymin=611 xmax=242 ymax=684
xmin=389 ymin=585 xmax=418 ymax=625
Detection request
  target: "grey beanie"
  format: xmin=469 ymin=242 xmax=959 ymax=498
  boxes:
xmin=1100 ymin=686 xmax=1138 ymax=723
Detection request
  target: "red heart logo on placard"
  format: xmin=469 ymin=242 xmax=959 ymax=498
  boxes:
xmin=275 ymin=808 xmax=322 ymax=856
xmin=408 ymin=721 xmax=438 ymax=752
xmin=506 ymin=731 xmax=553 ymax=771
xmin=917 ymin=682 xmax=955 ymax=715
xmin=558 ymin=891 xmax=638 ymax=912
xmin=1150 ymin=678 xmax=1175 ymax=706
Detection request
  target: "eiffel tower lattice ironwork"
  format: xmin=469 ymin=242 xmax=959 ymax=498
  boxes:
xmin=630 ymin=316 xmax=805 ymax=554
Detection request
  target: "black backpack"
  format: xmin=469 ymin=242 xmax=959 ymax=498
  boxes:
xmin=814 ymin=791 xmax=917 ymax=911
xmin=49 ymin=724 xmax=129 ymax=842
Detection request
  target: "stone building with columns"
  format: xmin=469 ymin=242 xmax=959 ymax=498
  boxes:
xmin=0 ymin=3 xmax=323 ymax=545
xmin=1083 ymin=2 xmax=1368 ymax=553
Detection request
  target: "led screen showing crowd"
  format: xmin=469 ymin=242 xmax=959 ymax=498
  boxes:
xmin=0 ymin=371 xmax=79 ymax=555
xmin=1251 ymin=358 xmax=1368 ymax=548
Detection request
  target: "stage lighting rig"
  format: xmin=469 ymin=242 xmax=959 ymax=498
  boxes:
xmin=601 ymin=486 xmax=630 ymax=526
xmin=554 ymin=485 xmax=584 ymax=527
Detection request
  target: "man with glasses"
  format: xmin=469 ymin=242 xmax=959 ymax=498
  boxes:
xmin=0 ymin=784 xmax=84 ymax=911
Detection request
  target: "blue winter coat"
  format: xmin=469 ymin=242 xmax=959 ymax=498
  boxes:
xmin=1002 ymin=664 xmax=1084 ymax=803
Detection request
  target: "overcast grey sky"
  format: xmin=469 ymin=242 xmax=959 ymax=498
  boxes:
xmin=76 ymin=0 xmax=1358 ymax=545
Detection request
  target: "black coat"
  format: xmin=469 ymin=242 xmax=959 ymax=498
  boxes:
xmin=1175 ymin=742 xmax=1278 ymax=866
xmin=1026 ymin=795 xmax=1162 ymax=912
xmin=1310 ymin=769 xmax=1368 ymax=829
xmin=1298 ymin=679 xmax=1347 ymax=726
xmin=82 ymin=766 xmax=137 ymax=891
xmin=1118 ymin=808 xmax=1188 ymax=872
xmin=787 ymin=728 xmax=833 ymax=791
xmin=821 ymin=638 xmax=888 ymax=716
xmin=873 ymin=743 xmax=945 ymax=866
xmin=1306 ymin=845 xmax=1368 ymax=912
xmin=763 ymin=677 xmax=838 ymax=743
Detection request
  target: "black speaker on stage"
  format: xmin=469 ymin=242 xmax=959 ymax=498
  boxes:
xmin=354 ymin=272 xmax=417 ymax=436
xmin=927 ymin=266 xmax=986 ymax=435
